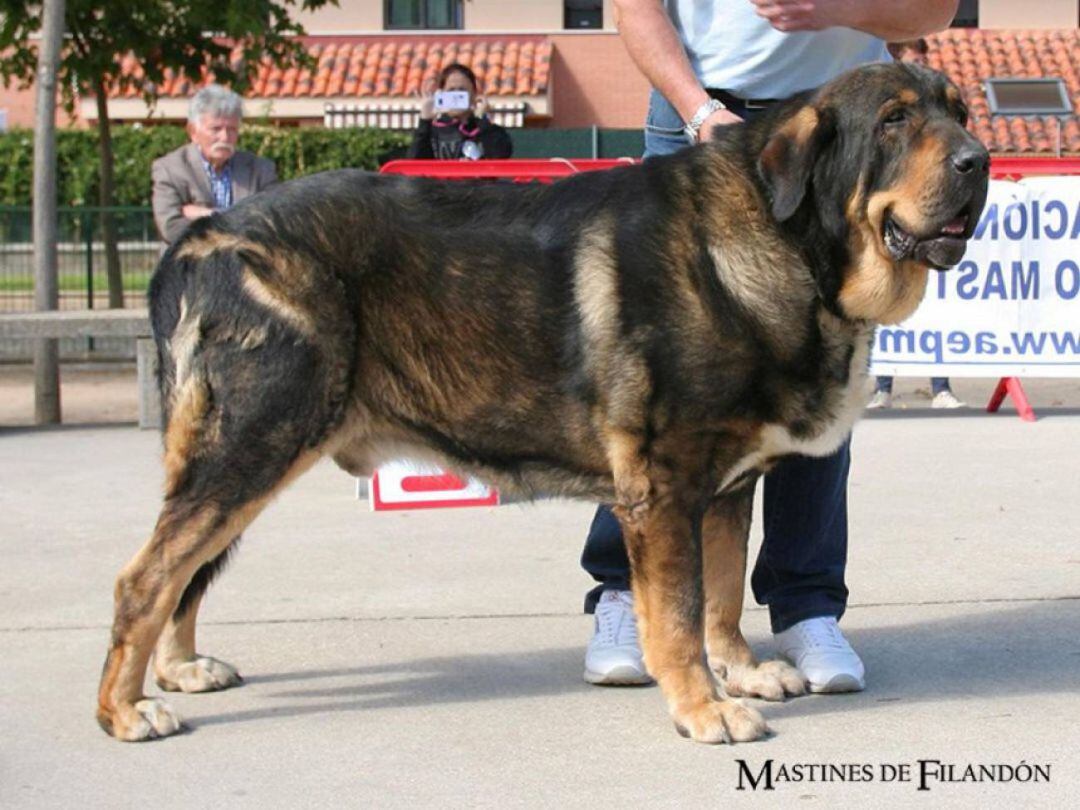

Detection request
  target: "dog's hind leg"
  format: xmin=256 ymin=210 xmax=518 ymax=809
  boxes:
xmin=97 ymin=324 xmax=336 ymax=741
xmin=152 ymin=547 xmax=242 ymax=693
xmin=702 ymin=489 xmax=807 ymax=701
xmin=97 ymin=441 xmax=320 ymax=741
xmin=614 ymin=459 xmax=768 ymax=745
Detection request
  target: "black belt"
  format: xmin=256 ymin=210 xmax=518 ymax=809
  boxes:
xmin=706 ymin=88 xmax=780 ymax=111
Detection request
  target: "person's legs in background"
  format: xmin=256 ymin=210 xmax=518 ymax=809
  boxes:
xmin=581 ymin=506 xmax=650 ymax=683
xmin=931 ymin=377 xmax=966 ymax=408
xmin=868 ymin=375 xmax=893 ymax=409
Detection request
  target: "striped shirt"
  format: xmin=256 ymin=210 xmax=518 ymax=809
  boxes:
xmin=200 ymin=156 xmax=234 ymax=210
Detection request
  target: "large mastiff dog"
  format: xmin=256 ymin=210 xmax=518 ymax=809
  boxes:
xmin=98 ymin=63 xmax=988 ymax=743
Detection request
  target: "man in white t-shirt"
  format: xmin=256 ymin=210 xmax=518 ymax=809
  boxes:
xmin=582 ymin=0 xmax=961 ymax=693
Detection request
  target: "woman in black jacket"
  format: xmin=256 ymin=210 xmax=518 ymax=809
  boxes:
xmin=407 ymin=63 xmax=514 ymax=160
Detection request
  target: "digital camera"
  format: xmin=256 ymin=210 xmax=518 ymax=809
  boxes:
xmin=434 ymin=90 xmax=471 ymax=112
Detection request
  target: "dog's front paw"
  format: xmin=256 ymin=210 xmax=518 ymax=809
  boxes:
xmin=155 ymin=655 xmax=242 ymax=693
xmin=100 ymin=697 xmax=183 ymax=742
xmin=673 ymin=699 xmax=768 ymax=744
xmin=716 ymin=659 xmax=807 ymax=701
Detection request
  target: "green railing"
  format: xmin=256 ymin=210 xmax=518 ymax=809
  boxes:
xmin=0 ymin=205 xmax=158 ymax=359
xmin=0 ymin=205 xmax=158 ymax=309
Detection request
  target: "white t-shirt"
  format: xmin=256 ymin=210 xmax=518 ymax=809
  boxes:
xmin=666 ymin=0 xmax=890 ymax=98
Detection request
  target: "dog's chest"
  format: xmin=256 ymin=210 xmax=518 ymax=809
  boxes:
xmin=717 ymin=332 xmax=872 ymax=493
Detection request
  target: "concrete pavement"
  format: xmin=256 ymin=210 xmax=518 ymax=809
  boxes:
xmin=1 ymin=378 xmax=1078 ymax=807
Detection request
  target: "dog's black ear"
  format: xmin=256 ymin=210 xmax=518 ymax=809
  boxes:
xmin=757 ymin=106 xmax=836 ymax=222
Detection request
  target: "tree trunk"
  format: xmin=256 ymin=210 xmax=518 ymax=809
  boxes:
xmin=32 ymin=0 xmax=67 ymax=424
xmin=94 ymin=78 xmax=124 ymax=309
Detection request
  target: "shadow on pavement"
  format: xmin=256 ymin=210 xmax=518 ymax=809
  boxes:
xmin=186 ymin=599 xmax=1079 ymax=733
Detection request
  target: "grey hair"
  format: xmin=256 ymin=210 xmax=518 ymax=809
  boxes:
xmin=188 ymin=84 xmax=243 ymax=123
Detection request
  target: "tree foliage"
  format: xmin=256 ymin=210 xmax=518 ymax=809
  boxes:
xmin=0 ymin=1 xmax=334 ymax=110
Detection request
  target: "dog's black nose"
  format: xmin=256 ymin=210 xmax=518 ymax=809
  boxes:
xmin=951 ymin=145 xmax=989 ymax=175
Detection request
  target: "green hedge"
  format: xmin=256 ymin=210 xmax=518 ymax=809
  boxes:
xmin=0 ymin=125 xmax=409 ymax=207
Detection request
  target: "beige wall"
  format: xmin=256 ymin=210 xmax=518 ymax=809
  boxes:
xmin=295 ymin=2 xmax=382 ymax=34
xmin=297 ymin=1 xmax=618 ymax=33
xmin=980 ymin=0 xmax=1078 ymax=28
xmin=468 ymin=0 xmax=617 ymax=32
xmin=466 ymin=0 xmax=561 ymax=30
xmin=549 ymin=33 xmax=649 ymax=128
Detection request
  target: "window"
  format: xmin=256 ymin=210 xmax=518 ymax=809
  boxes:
xmin=985 ymin=78 xmax=1072 ymax=115
xmin=565 ymin=1 xmax=603 ymax=30
xmin=385 ymin=0 xmax=461 ymax=30
xmin=952 ymin=0 xmax=978 ymax=28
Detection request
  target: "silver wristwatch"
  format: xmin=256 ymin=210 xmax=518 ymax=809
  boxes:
xmin=683 ymin=98 xmax=726 ymax=143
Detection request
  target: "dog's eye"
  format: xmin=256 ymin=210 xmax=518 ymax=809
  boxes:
xmin=956 ymin=106 xmax=969 ymax=127
xmin=882 ymin=109 xmax=907 ymax=127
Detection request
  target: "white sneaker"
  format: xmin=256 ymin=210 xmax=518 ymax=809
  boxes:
xmin=867 ymin=390 xmax=892 ymax=409
xmin=774 ymin=616 xmax=865 ymax=694
xmin=584 ymin=590 xmax=653 ymax=685
xmin=932 ymin=390 xmax=966 ymax=409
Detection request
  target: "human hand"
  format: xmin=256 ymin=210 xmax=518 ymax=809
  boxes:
xmin=700 ymin=107 xmax=744 ymax=141
xmin=474 ymin=94 xmax=488 ymax=119
xmin=419 ymin=76 xmax=437 ymax=120
xmin=181 ymin=204 xmax=214 ymax=220
xmin=748 ymin=0 xmax=852 ymax=33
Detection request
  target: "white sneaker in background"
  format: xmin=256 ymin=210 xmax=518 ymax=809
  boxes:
xmin=774 ymin=616 xmax=865 ymax=694
xmin=867 ymin=390 xmax=892 ymax=409
xmin=932 ymin=390 xmax=966 ymax=409
xmin=584 ymin=590 xmax=653 ymax=685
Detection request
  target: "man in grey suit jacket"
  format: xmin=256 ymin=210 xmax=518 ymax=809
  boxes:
xmin=152 ymin=84 xmax=278 ymax=244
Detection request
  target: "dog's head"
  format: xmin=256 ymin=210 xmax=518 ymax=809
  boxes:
xmin=757 ymin=62 xmax=989 ymax=324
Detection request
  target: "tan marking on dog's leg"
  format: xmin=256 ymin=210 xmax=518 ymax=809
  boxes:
xmin=153 ymin=589 xmax=242 ymax=693
xmin=703 ymin=494 xmax=806 ymax=701
xmin=605 ymin=427 xmax=650 ymax=515
xmin=97 ymin=450 xmax=321 ymax=741
xmin=162 ymin=377 xmax=209 ymax=497
xmin=616 ymin=490 xmax=768 ymax=745
xmin=97 ymin=507 xmax=218 ymax=741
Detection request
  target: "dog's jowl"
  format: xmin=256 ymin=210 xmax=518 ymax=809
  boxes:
xmin=97 ymin=63 xmax=988 ymax=743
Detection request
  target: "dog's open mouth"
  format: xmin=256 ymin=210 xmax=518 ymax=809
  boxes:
xmin=884 ymin=210 xmax=972 ymax=268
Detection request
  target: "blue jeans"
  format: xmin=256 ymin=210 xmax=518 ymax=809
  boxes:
xmin=875 ymin=376 xmax=951 ymax=395
xmin=581 ymin=90 xmax=851 ymax=634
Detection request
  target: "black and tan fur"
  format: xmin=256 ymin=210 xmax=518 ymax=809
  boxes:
xmin=97 ymin=63 xmax=988 ymax=743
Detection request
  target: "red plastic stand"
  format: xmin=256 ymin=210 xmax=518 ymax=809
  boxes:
xmin=380 ymin=158 xmax=637 ymax=183
xmin=986 ymin=377 xmax=1036 ymax=422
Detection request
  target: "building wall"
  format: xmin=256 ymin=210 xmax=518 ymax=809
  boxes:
xmin=548 ymin=33 xmax=649 ymax=129
xmin=298 ymin=1 xmax=618 ymax=33
xmin=294 ymin=2 xmax=382 ymax=33
xmin=466 ymin=0 xmax=561 ymax=30
xmin=0 ymin=81 xmax=80 ymax=130
xmin=0 ymin=83 xmax=35 ymax=129
xmin=980 ymin=0 xmax=1078 ymax=28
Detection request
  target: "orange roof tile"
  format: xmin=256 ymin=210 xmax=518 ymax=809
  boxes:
xmin=105 ymin=29 xmax=1076 ymax=154
xmin=112 ymin=35 xmax=551 ymax=103
xmin=929 ymin=29 xmax=1080 ymax=154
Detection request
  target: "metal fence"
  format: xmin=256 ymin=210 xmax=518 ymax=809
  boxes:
xmin=0 ymin=205 xmax=159 ymax=360
xmin=324 ymin=102 xmax=530 ymax=130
